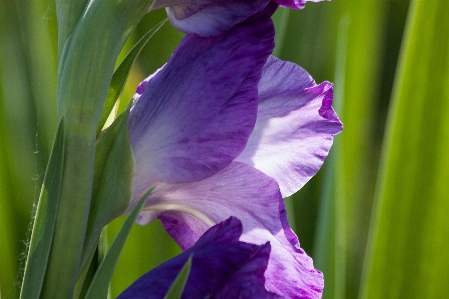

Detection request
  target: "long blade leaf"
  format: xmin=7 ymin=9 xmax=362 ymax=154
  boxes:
xmin=82 ymin=107 xmax=134 ymax=268
xmin=96 ymin=19 xmax=167 ymax=136
xmin=360 ymin=0 xmax=449 ymax=297
xmin=84 ymin=189 xmax=154 ymax=299
xmin=20 ymin=118 xmax=65 ymax=299
xmin=163 ymin=256 xmax=193 ymax=299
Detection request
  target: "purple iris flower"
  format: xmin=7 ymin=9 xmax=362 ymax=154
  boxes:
xmin=151 ymin=0 xmax=325 ymax=36
xmin=118 ymin=217 xmax=279 ymax=298
xmin=127 ymin=4 xmax=342 ymax=298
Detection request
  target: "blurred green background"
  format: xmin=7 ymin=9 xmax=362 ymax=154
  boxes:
xmin=1 ymin=0 xmax=448 ymax=298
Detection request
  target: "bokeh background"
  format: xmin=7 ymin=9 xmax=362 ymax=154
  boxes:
xmin=1 ymin=0 xmax=448 ymax=298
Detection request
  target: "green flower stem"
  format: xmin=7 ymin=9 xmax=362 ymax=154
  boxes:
xmin=39 ymin=0 xmax=154 ymax=298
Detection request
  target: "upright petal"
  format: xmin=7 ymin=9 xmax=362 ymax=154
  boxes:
xmin=152 ymin=0 xmax=271 ymax=36
xmin=139 ymin=162 xmax=323 ymax=298
xmin=235 ymin=56 xmax=343 ymax=197
xmin=153 ymin=0 xmax=325 ymax=36
xmin=128 ymin=7 xmax=275 ymax=192
xmin=117 ymin=217 xmax=278 ymax=299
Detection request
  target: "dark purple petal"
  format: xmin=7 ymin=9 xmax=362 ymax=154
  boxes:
xmin=161 ymin=0 xmax=271 ymax=36
xmin=235 ymin=56 xmax=343 ymax=197
xmin=117 ymin=217 xmax=278 ymax=299
xmin=139 ymin=162 xmax=323 ymax=298
xmin=212 ymin=243 xmax=280 ymax=299
xmin=128 ymin=6 xmax=275 ymax=189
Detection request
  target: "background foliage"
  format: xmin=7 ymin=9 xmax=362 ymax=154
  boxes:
xmin=1 ymin=0 xmax=448 ymax=298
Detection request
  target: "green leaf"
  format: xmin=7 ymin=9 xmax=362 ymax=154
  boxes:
xmin=84 ymin=188 xmax=154 ymax=299
xmin=0 ymin=1 xmax=58 ymax=297
xmin=73 ymin=240 xmax=99 ymax=299
xmin=97 ymin=19 xmax=167 ymax=137
xmin=108 ymin=216 xmax=182 ymax=297
xmin=45 ymin=1 xmax=155 ymax=297
xmin=360 ymin=0 xmax=449 ymax=298
xmin=55 ymin=0 xmax=89 ymax=59
xmin=334 ymin=1 xmax=390 ymax=297
xmin=82 ymin=107 xmax=135 ymax=269
xmin=20 ymin=118 xmax=65 ymax=299
xmin=164 ymin=256 xmax=193 ymax=299
xmin=313 ymin=16 xmax=348 ymax=299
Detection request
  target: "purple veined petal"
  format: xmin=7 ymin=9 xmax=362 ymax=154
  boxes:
xmin=275 ymin=0 xmax=325 ymax=10
xmin=153 ymin=0 xmax=325 ymax=36
xmin=117 ymin=217 xmax=279 ymax=299
xmin=128 ymin=6 xmax=275 ymax=187
xmin=235 ymin=55 xmax=343 ymax=197
xmin=138 ymin=162 xmax=323 ymax=298
xmin=151 ymin=0 xmax=271 ymax=36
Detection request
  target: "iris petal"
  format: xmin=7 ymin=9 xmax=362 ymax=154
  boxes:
xmin=117 ymin=217 xmax=278 ymax=299
xmin=235 ymin=56 xmax=343 ymax=197
xmin=137 ymin=162 xmax=323 ymax=298
xmin=165 ymin=0 xmax=270 ymax=36
xmin=128 ymin=6 xmax=275 ymax=190
xmin=153 ymin=0 xmax=324 ymax=36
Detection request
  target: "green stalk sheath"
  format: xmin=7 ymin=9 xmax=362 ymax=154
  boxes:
xmin=56 ymin=0 xmax=90 ymax=59
xmin=41 ymin=128 xmax=96 ymax=298
xmin=39 ymin=0 xmax=154 ymax=297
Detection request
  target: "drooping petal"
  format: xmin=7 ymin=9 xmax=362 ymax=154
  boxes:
xmin=117 ymin=217 xmax=278 ymax=299
xmin=128 ymin=6 xmax=275 ymax=192
xmin=235 ymin=55 xmax=343 ymax=197
xmin=139 ymin=162 xmax=323 ymax=298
